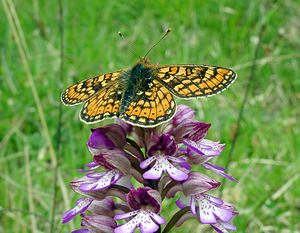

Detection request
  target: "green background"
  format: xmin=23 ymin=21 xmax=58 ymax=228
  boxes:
xmin=1 ymin=0 xmax=300 ymax=232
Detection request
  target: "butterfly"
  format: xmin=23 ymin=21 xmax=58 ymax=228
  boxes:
xmin=61 ymin=58 xmax=237 ymax=127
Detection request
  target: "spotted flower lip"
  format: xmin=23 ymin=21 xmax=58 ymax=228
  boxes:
xmin=141 ymin=154 xmax=188 ymax=181
xmin=114 ymin=209 xmax=165 ymax=233
xmin=114 ymin=188 xmax=165 ymax=233
xmin=185 ymin=193 xmax=236 ymax=225
xmin=173 ymin=173 xmax=237 ymax=229
xmin=141 ymin=134 xmax=188 ymax=181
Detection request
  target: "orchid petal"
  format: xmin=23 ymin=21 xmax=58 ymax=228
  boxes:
xmin=114 ymin=211 xmax=161 ymax=233
xmin=199 ymin=198 xmax=217 ymax=224
xmin=190 ymin=196 xmax=197 ymax=215
xmin=165 ymin=160 xmax=188 ymax=181
xmin=142 ymin=160 xmax=163 ymax=180
xmin=72 ymin=229 xmax=89 ymax=233
xmin=62 ymin=198 xmax=93 ymax=223
xmin=80 ymin=170 xmax=121 ymax=192
xmin=114 ymin=210 xmax=139 ymax=220
xmin=149 ymin=212 xmax=165 ymax=225
xmin=140 ymin=156 xmax=156 ymax=169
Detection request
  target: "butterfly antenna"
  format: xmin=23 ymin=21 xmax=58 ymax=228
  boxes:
xmin=143 ymin=28 xmax=171 ymax=59
xmin=118 ymin=32 xmax=141 ymax=59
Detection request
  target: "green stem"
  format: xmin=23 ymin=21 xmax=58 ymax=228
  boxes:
xmin=126 ymin=137 xmax=145 ymax=159
xmin=161 ymin=180 xmax=177 ymax=201
xmin=162 ymin=207 xmax=190 ymax=233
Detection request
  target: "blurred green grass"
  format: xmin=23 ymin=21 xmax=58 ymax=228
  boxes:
xmin=1 ymin=0 xmax=300 ymax=232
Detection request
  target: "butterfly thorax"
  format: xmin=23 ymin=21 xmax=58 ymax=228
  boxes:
xmin=119 ymin=62 xmax=153 ymax=116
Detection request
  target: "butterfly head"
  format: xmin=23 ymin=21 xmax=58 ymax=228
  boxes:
xmin=140 ymin=57 xmax=151 ymax=65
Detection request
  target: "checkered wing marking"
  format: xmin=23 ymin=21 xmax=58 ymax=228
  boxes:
xmin=61 ymin=71 xmax=122 ymax=105
xmin=121 ymin=80 xmax=176 ymax=127
xmin=154 ymin=65 xmax=237 ymax=98
xmin=80 ymin=83 xmax=123 ymax=124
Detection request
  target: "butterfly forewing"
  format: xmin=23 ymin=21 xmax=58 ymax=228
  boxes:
xmin=61 ymin=71 xmax=123 ymax=106
xmin=154 ymin=65 xmax=237 ymax=98
xmin=121 ymin=79 xmax=176 ymax=127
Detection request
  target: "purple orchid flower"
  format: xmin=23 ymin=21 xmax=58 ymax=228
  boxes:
xmin=140 ymin=134 xmax=188 ymax=181
xmin=114 ymin=187 xmax=165 ymax=233
xmin=62 ymin=104 xmax=238 ymax=233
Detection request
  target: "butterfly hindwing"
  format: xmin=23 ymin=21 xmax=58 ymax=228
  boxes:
xmin=61 ymin=71 xmax=123 ymax=106
xmin=121 ymin=79 xmax=176 ymax=127
xmin=80 ymin=83 xmax=123 ymax=124
xmin=154 ymin=65 xmax=237 ymax=98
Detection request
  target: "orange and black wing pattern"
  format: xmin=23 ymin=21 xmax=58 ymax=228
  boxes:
xmin=80 ymin=82 xmax=123 ymax=124
xmin=61 ymin=71 xmax=123 ymax=106
xmin=121 ymin=79 xmax=176 ymax=127
xmin=154 ymin=65 xmax=237 ymax=98
xmin=61 ymin=62 xmax=237 ymax=127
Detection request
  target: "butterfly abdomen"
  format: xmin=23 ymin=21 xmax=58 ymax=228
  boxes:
xmin=119 ymin=63 xmax=153 ymax=116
